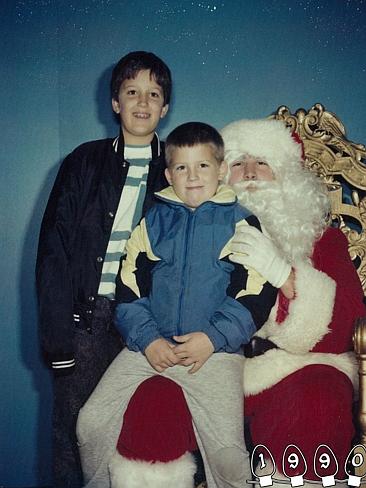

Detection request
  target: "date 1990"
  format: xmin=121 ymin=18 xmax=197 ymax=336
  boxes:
xmin=248 ymin=444 xmax=366 ymax=487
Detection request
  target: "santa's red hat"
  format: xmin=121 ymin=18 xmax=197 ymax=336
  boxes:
xmin=109 ymin=376 xmax=197 ymax=487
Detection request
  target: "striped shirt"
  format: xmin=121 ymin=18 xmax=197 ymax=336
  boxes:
xmin=98 ymin=143 xmax=152 ymax=299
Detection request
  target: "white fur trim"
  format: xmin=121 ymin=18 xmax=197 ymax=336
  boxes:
xmin=221 ymin=119 xmax=302 ymax=173
xmin=256 ymin=262 xmax=336 ymax=353
xmin=243 ymin=349 xmax=357 ymax=395
xmin=109 ymin=451 xmax=196 ymax=488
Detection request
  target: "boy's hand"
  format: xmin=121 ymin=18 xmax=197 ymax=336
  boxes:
xmin=145 ymin=338 xmax=180 ymax=372
xmin=173 ymin=332 xmax=214 ymax=374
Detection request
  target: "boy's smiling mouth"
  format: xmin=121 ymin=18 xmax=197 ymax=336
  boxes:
xmin=133 ymin=112 xmax=150 ymax=119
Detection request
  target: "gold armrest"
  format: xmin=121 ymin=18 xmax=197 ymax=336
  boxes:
xmin=353 ymin=318 xmax=366 ymax=475
xmin=354 ymin=317 xmax=366 ymax=445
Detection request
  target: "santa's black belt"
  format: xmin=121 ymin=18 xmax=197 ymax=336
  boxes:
xmin=244 ymin=336 xmax=278 ymax=358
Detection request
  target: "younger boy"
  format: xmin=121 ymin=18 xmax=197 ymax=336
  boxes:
xmin=36 ymin=51 xmax=171 ymax=488
xmin=76 ymin=122 xmax=277 ymax=488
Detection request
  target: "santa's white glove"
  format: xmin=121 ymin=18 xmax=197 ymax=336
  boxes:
xmin=229 ymin=226 xmax=291 ymax=288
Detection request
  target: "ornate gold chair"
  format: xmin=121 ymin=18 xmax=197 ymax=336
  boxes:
xmin=272 ymin=103 xmax=366 ymax=463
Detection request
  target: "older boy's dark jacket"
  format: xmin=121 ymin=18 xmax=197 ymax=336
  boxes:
xmin=36 ymin=132 xmax=167 ymax=369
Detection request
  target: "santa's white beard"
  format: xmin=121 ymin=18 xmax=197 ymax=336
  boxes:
xmin=232 ymin=180 xmax=281 ymax=220
xmin=233 ymin=180 xmax=312 ymax=263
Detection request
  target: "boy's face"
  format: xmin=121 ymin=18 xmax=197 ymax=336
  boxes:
xmin=112 ymin=69 xmax=169 ymax=145
xmin=165 ymin=144 xmax=227 ymax=208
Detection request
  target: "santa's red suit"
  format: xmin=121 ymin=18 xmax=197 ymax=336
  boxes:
xmin=218 ymin=117 xmax=365 ymax=481
xmin=244 ymin=226 xmax=364 ymax=480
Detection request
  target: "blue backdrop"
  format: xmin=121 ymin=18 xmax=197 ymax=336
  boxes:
xmin=1 ymin=0 xmax=365 ymax=486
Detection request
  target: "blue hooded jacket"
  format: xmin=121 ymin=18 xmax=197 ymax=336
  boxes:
xmin=115 ymin=185 xmax=277 ymax=353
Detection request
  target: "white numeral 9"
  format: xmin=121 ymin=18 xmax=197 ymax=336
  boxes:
xmin=319 ymin=453 xmax=330 ymax=469
xmin=288 ymin=453 xmax=299 ymax=469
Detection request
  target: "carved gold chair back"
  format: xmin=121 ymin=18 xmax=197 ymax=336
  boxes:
xmin=272 ymin=103 xmax=366 ymax=453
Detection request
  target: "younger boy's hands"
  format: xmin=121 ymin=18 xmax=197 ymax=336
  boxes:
xmin=173 ymin=332 xmax=214 ymax=374
xmin=145 ymin=338 xmax=180 ymax=373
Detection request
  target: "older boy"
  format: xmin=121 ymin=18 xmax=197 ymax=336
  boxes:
xmin=77 ymin=122 xmax=277 ymax=488
xmin=36 ymin=51 xmax=171 ymax=488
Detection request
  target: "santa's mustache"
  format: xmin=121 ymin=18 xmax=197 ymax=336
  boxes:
xmin=231 ymin=180 xmax=275 ymax=192
xmin=232 ymin=179 xmax=284 ymax=223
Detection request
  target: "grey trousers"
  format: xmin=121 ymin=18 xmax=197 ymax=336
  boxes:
xmin=77 ymin=349 xmax=252 ymax=488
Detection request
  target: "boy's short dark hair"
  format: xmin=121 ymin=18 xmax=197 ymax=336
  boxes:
xmin=111 ymin=51 xmax=172 ymax=105
xmin=165 ymin=122 xmax=224 ymax=166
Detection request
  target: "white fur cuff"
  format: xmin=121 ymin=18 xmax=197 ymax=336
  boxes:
xmin=244 ymin=349 xmax=357 ymax=395
xmin=258 ymin=262 xmax=336 ymax=353
xmin=109 ymin=451 xmax=196 ymax=488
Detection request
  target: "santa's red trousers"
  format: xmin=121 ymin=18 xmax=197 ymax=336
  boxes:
xmin=117 ymin=363 xmax=354 ymax=481
xmin=117 ymin=375 xmax=198 ymax=461
xmin=245 ymin=364 xmax=355 ymax=480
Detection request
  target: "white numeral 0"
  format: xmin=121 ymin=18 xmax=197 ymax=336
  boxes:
xmin=352 ymin=453 xmax=364 ymax=468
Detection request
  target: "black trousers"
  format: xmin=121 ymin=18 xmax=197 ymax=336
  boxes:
xmin=52 ymin=298 xmax=122 ymax=488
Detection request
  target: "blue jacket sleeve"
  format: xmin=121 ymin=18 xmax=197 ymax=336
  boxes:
xmin=204 ymin=214 xmax=277 ymax=352
xmin=115 ymin=298 xmax=161 ymax=352
xmin=115 ymin=218 xmax=161 ymax=352
xmin=204 ymin=296 xmax=256 ymax=352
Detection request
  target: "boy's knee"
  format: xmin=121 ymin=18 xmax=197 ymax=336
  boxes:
xmin=211 ymin=446 xmax=249 ymax=484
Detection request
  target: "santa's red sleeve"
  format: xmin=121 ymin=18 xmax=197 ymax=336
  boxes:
xmin=244 ymin=227 xmax=365 ymax=396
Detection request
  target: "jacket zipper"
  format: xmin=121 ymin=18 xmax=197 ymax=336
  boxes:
xmin=177 ymin=210 xmax=194 ymax=335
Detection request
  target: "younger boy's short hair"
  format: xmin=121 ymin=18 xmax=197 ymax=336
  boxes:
xmin=165 ymin=122 xmax=224 ymax=166
xmin=111 ymin=51 xmax=172 ymax=105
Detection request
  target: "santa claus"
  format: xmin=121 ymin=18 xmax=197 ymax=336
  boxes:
xmin=221 ymin=118 xmax=364 ymax=483
xmin=109 ymin=119 xmax=365 ymax=486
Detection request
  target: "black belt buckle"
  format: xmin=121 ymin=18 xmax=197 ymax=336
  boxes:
xmin=245 ymin=336 xmax=278 ymax=358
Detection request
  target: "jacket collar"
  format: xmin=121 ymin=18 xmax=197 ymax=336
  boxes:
xmin=155 ymin=184 xmax=237 ymax=207
xmin=113 ymin=129 xmax=161 ymax=161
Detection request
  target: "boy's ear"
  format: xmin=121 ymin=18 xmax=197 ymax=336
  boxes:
xmin=164 ymin=167 xmax=173 ymax=185
xmin=160 ymin=104 xmax=169 ymax=119
xmin=218 ymin=161 xmax=228 ymax=181
xmin=111 ymin=98 xmax=120 ymax=114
